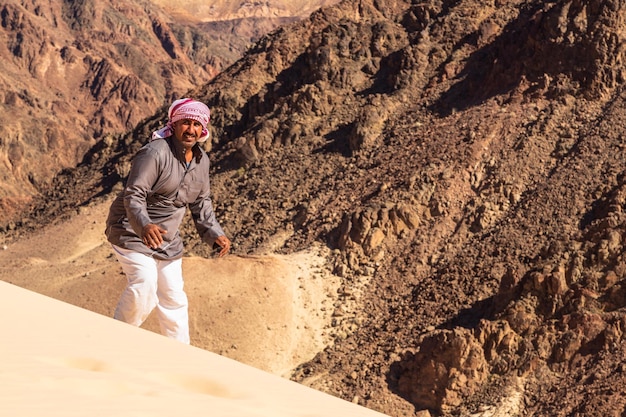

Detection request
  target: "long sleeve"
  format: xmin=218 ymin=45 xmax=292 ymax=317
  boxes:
xmin=106 ymin=138 xmax=216 ymax=260
xmin=123 ymin=147 xmax=160 ymax=238
xmin=189 ymin=179 xmax=225 ymax=246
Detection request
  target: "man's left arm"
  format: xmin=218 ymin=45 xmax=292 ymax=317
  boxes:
xmin=189 ymin=178 xmax=230 ymax=257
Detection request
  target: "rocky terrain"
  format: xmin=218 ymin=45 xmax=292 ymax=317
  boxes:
xmin=6 ymin=0 xmax=626 ymax=416
xmin=0 ymin=0 xmax=334 ymax=223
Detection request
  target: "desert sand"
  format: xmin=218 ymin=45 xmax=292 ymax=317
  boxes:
xmin=0 ymin=198 xmax=387 ymax=416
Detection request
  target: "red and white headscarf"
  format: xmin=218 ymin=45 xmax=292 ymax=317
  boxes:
xmin=151 ymin=98 xmax=211 ymax=143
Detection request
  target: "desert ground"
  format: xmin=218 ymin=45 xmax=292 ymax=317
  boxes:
xmin=0 ymin=197 xmax=381 ymax=416
xmin=0 ymin=277 xmax=388 ymax=416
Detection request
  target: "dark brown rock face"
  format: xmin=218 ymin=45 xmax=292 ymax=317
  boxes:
xmin=10 ymin=0 xmax=626 ymax=416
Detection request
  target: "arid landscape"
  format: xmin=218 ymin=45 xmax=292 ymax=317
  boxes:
xmin=0 ymin=0 xmax=337 ymax=221
xmin=4 ymin=0 xmax=626 ymax=416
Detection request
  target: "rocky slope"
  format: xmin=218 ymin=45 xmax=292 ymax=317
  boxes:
xmin=6 ymin=0 xmax=626 ymax=416
xmin=0 ymin=0 xmax=334 ymax=224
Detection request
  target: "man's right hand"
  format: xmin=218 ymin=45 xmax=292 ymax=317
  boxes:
xmin=142 ymin=224 xmax=167 ymax=249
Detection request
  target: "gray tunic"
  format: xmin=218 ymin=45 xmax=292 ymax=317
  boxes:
xmin=105 ymin=136 xmax=225 ymax=260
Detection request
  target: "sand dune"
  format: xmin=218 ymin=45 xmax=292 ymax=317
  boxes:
xmin=0 ymin=280 xmax=387 ymax=416
xmin=0 ymin=199 xmax=388 ymax=415
xmin=0 ymin=199 xmax=340 ymax=375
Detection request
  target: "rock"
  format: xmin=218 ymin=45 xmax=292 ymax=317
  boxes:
xmin=397 ymin=329 xmax=488 ymax=413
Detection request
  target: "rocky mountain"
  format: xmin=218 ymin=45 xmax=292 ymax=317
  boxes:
xmin=6 ymin=0 xmax=626 ymax=416
xmin=151 ymin=0 xmax=341 ymax=20
xmin=0 ymin=0 xmax=335 ymax=224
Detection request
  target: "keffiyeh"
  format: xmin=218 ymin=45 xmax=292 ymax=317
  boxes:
xmin=151 ymin=98 xmax=211 ymax=143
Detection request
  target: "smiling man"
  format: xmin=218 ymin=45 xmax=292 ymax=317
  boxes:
xmin=105 ymin=98 xmax=231 ymax=344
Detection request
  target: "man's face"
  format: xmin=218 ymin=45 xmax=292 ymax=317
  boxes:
xmin=172 ymin=118 xmax=203 ymax=149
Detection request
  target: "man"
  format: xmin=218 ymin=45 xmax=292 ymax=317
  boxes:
xmin=105 ymin=98 xmax=231 ymax=344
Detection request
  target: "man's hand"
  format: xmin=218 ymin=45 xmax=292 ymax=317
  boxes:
xmin=214 ymin=235 xmax=231 ymax=257
xmin=142 ymin=224 xmax=167 ymax=249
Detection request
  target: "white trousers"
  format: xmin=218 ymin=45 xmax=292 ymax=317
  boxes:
xmin=111 ymin=244 xmax=190 ymax=344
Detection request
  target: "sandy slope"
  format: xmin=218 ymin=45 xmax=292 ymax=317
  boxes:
xmin=0 ymin=279 xmax=388 ymax=416
xmin=0 ymin=198 xmax=341 ymax=376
